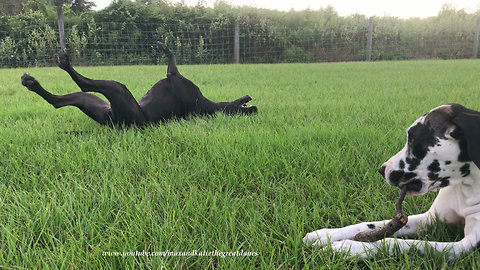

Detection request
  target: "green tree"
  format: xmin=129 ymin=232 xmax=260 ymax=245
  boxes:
xmin=0 ymin=0 xmax=28 ymax=15
xmin=71 ymin=0 xmax=95 ymax=14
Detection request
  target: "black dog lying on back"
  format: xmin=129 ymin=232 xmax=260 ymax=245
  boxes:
xmin=21 ymin=42 xmax=257 ymax=127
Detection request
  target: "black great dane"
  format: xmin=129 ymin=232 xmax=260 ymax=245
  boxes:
xmin=21 ymin=42 xmax=257 ymax=127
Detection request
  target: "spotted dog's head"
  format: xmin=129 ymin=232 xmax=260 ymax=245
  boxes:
xmin=379 ymin=104 xmax=480 ymax=196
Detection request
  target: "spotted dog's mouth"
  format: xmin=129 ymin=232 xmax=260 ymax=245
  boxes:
xmin=399 ymin=180 xmax=424 ymax=196
xmin=427 ymin=183 xmax=440 ymax=193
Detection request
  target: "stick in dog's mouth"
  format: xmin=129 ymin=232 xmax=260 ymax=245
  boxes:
xmin=353 ymin=185 xmax=408 ymax=242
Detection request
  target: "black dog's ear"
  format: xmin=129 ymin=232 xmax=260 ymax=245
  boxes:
xmin=452 ymin=106 xmax=480 ymax=169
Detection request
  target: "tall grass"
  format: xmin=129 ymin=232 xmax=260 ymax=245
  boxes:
xmin=1 ymin=60 xmax=480 ymax=268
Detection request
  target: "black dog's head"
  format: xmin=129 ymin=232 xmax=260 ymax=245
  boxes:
xmin=223 ymin=95 xmax=258 ymax=115
xmin=379 ymin=104 xmax=480 ymax=196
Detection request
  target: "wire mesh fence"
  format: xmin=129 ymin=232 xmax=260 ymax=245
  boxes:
xmin=1 ymin=17 xmax=479 ymax=68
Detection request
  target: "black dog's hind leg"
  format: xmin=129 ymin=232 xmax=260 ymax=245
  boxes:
xmin=155 ymin=41 xmax=181 ymax=78
xmin=21 ymin=73 xmax=113 ymax=125
xmin=57 ymin=52 xmax=146 ymax=125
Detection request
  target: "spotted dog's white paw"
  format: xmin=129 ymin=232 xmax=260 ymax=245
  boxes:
xmin=303 ymin=228 xmax=344 ymax=246
xmin=327 ymin=240 xmax=379 ymax=259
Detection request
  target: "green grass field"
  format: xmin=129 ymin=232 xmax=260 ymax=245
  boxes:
xmin=1 ymin=60 xmax=480 ymax=269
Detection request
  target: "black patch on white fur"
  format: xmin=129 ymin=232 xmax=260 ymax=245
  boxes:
xmin=427 ymin=159 xmax=451 ymax=185
xmin=404 ymin=172 xmax=417 ymax=181
xmin=389 ymin=170 xmax=404 ymax=185
xmin=399 ymin=160 xmax=405 ymax=169
xmin=407 ymin=123 xmax=439 ymax=160
xmin=445 ymin=161 xmax=451 ymax=165
xmin=427 ymin=159 xmax=441 ymax=173
xmin=439 ymin=178 xmax=450 ymax=187
xmin=460 ymin=163 xmax=470 ymax=177
xmin=406 ymin=179 xmax=423 ymax=192
xmin=431 ymin=175 xmax=450 ymax=186
xmin=406 ymin=157 xmax=420 ymax=171
xmin=388 ymin=170 xmax=417 ymax=185
xmin=367 ymin=224 xmax=376 ymax=229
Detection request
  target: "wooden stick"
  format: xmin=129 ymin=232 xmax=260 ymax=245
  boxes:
xmin=353 ymin=185 xmax=408 ymax=242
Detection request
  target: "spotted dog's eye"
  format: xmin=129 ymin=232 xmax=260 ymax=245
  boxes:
xmin=450 ymin=128 xmax=463 ymax=139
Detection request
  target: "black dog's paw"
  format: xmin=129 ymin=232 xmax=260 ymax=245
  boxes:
xmin=155 ymin=41 xmax=167 ymax=52
xmin=155 ymin=41 xmax=173 ymax=56
xmin=58 ymin=50 xmax=70 ymax=70
xmin=21 ymin=73 xmax=38 ymax=89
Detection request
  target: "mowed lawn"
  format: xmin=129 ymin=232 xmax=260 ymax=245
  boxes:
xmin=1 ymin=60 xmax=480 ymax=269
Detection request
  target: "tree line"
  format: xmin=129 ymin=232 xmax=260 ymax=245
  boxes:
xmin=0 ymin=0 xmax=479 ymax=67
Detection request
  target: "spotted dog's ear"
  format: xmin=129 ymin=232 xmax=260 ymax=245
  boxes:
xmin=452 ymin=106 xmax=480 ymax=169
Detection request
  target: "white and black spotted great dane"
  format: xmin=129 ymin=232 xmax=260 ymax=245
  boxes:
xmin=304 ymin=103 xmax=480 ymax=258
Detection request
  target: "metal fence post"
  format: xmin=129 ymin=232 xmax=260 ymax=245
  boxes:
xmin=366 ymin=17 xmax=373 ymax=61
xmin=473 ymin=16 xmax=480 ymax=58
xmin=234 ymin=20 xmax=240 ymax=64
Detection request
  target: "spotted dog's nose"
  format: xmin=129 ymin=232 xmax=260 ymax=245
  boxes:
xmin=378 ymin=165 xmax=386 ymax=178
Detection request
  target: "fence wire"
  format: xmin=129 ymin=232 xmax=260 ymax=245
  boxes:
xmin=0 ymin=19 xmax=478 ymax=68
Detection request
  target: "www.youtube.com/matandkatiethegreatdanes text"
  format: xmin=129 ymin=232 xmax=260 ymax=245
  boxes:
xmin=102 ymin=250 xmax=259 ymax=258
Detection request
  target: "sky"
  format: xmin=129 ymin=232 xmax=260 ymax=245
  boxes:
xmin=90 ymin=0 xmax=480 ymax=19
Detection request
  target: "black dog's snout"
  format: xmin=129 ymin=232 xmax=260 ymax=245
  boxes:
xmin=378 ymin=165 xmax=386 ymax=178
